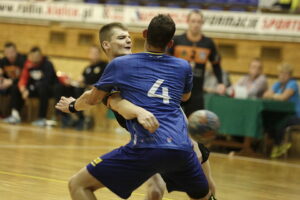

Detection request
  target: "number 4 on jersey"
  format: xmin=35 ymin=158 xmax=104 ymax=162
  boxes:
xmin=147 ymin=79 xmax=171 ymax=104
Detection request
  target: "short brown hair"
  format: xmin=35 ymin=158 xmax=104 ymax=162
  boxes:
xmin=4 ymin=42 xmax=16 ymax=49
xmin=99 ymin=22 xmax=128 ymax=51
xmin=278 ymin=63 xmax=293 ymax=75
xmin=187 ymin=9 xmax=203 ymax=21
xmin=147 ymin=14 xmax=176 ymax=49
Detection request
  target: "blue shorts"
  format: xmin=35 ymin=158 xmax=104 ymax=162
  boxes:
xmin=86 ymin=146 xmax=208 ymax=199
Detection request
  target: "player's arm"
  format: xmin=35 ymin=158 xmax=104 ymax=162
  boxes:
xmin=202 ymin=160 xmax=216 ymax=197
xmin=272 ymin=89 xmax=295 ymax=101
xmin=55 ymin=87 xmax=107 ymax=113
xmin=181 ymin=92 xmax=191 ymax=102
xmin=209 ymin=39 xmax=225 ymax=95
xmin=107 ymin=93 xmax=159 ymax=133
xmin=191 ymin=139 xmax=216 ymax=198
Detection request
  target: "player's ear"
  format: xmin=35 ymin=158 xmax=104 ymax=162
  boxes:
xmin=142 ymin=29 xmax=148 ymax=39
xmin=167 ymin=40 xmax=174 ymax=49
xmin=102 ymin=41 xmax=110 ymax=52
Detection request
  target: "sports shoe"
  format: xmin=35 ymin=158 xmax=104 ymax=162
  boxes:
xmin=32 ymin=119 xmax=47 ymax=127
xmin=3 ymin=116 xmax=21 ymax=124
xmin=271 ymin=143 xmax=292 ymax=158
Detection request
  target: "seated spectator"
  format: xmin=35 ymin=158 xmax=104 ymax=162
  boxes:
xmin=263 ymin=63 xmax=300 ymax=158
xmin=55 ymin=45 xmax=107 ymax=130
xmin=0 ymin=42 xmax=26 ymax=118
xmin=273 ymin=0 xmax=300 ymax=12
xmin=4 ymin=47 xmax=58 ymax=126
xmin=235 ymin=58 xmax=268 ymax=98
xmin=204 ymin=67 xmax=231 ymax=94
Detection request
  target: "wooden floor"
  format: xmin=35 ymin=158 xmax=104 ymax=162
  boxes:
xmin=0 ymin=122 xmax=300 ymax=200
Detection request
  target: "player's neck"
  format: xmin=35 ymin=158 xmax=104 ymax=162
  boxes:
xmin=145 ymin=44 xmax=165 ymax=54
xmin=186 ymin=31 xmax=202 ymax=42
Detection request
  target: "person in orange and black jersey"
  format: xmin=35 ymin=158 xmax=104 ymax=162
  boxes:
xmin=0 ymin=42 xmax=26 ymax=118
xmin=169 ymin=9 xmax=226 ymax=117
xmin=4 ymin=47 xmax=58 ymax=126
xmin=54 ymin=45 xmax=108 ymax=130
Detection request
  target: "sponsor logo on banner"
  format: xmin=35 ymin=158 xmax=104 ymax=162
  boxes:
xmin=0 ymin=1 xmax=300 ymax=37
xmin=261 ymin=15 xmax=300 ymax=35
xmin=103 ymin=5 xmax=125 ymax=22
xmin=0 ymin=1 xmax=95 ymax=22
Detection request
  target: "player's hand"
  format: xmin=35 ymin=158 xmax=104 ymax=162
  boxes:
xmin=55 ymin=96 xmax=76 ymax=113
xmin=0 ymin=78 xmax=13 ymax=90
xmin=216 ymin=84 xmax=226 ymax=95
xmin=136 ymin=110 xmax=159 ymax=133
xmin=21 ymin=89 xmax=29 ymax=100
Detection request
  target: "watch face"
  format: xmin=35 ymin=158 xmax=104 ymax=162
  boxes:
xmin=94 ymin=66 xmax=101 ymax=74
xmin=86 ymin=68 xmax=92 ymax=74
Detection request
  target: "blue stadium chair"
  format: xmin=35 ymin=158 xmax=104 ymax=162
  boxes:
xmin=247 ymin=0 xmax=258 ymax=6
xmin=211 ymin=0 xmax=228 ymax=4
xmin=147 ymin=3 xmax=160 ymax=7
xmin=85 ymin=0 xmax=100 ymax=3
xmin=228 ymin=0 xmax=248 ymax=5
xmin=229 ymin=6 xmax=247 ymax=11
xmin=186 ymin=0 xmax=205 ymax=3
xmin=166 ymin=2 xmax=181 ymax=8
xmin=105 ymin=0 xmax=121 ymax=5
xmin=145 ymin=0 xmax=160 ymax=7
xmin=208 ymin=5 xmax=224 ymax=10
xmin=124 ymin=0 xmax=140 ymax=6
xmin=187 ymin=4 xmax=203 ymax=9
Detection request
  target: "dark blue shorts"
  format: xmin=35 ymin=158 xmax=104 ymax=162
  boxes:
xmin=86 ymin=146 xmax=208 ymax=199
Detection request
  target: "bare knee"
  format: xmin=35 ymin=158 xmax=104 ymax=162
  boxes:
xmin=68 ymin=175 xmax=79 ymax=196
xmin=146 ymin=174 xmax=165 ymax=200
xmin=147 ymin=187 xmax=164 ymax=200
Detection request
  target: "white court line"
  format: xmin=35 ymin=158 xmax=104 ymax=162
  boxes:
xmin=211 ymin=152 xmax=300 ymax=169
xmin=0 ymin=123 xmax=128 ymax=144
xmin=1 ymin=123 xmax=300 ymax=169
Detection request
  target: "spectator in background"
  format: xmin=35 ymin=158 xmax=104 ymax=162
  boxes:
xmin=55 ymin=45 xmax=107 ymax=130
xmin=273 ymin=0 xmax=300 ymax=12
xmin=235 ymin=58 xmax=268 ymax=98
xmin=168 ymin=9 xmax=226 ymax=117
xmin=263 ymin=63 xmax=300 ymax=158
xmin=79 ymin=45 xmax=107 ymax=89
xmin=204 ymin=66 xmax=231 ymax=95
xmin=0 ymin=42 xmax=26 ymax=117
xmin=4 ymin=47 xmax=58 ymax=126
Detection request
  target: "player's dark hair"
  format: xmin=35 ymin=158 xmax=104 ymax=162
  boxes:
xmin=147 ymin=14 xmax=176 ymax=49
xmin=187 ymin=9 xmax=203 ymax=21
xmin=4 ymin=42 xmax=16 ymax=49
xmin=30 ymin=46 xmax=42 ymax=53
xmin=99 ymin=22 xmax=128 ymax=51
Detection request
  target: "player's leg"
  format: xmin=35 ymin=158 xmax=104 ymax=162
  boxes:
xmin=145 ymin=173 xmax=166 ymax=200
xmin=160 ymin=150 xmax=210 ymax=200
xmin=145 ymin=139 xmax=212 ymax=200
xmin=68 ymin=167 xmax=104 ymax=200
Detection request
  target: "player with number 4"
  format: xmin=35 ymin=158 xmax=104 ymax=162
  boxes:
xmin=56 ymin=15 xmax=211 ymax=200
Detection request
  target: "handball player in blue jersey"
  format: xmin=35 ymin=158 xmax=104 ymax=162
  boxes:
xmin=56 ymin=14 xmax=210 ymax=200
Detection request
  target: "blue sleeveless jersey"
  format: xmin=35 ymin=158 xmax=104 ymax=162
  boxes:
xmin=94 ymin=52 xmax=193 ymax=151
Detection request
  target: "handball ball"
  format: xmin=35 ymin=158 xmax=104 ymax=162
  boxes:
xmin=188 ymin=110 xmax=220 ymax=142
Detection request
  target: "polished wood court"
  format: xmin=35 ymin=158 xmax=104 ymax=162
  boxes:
xmin=0 ymin=122 xmax=300 ymax=200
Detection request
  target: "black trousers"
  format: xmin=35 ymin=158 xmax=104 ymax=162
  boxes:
xmin=53 ymin=83 xmax=84 ymax=119
xmin=181 ymin=94 xmax=204 ymax=118
xmin=10 ymin=82 xmax=52 ymax=119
